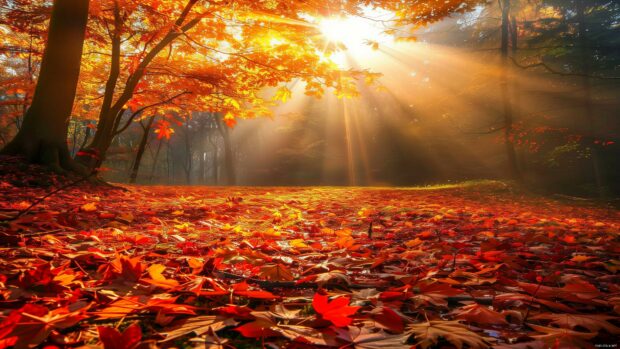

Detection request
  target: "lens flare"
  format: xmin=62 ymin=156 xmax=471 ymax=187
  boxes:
xmin=318 ymin=13 xmax=392 ymax=53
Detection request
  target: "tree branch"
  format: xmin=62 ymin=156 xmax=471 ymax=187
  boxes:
xmin=1 ymin=171 xmax=97 ymax=222
xmin=109 ymin=0 xmax=203 ymax=114
xmin=182 ymin=34 xmax=302 ymax=77
xmin=463 ymin=125 xmax=507 ymax=135
xmin=510 ymin=56 xmax=620 ymax=80
xmin=113 ymin=91 xmax=190 ymax=136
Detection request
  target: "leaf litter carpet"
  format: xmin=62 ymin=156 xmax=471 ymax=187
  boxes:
xmin=0 ymin=178 xmax=619 ymax=348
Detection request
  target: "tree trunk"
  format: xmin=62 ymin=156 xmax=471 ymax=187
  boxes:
xmin=198 ymin=115 xmax=207 ymax=184
xmin=79 ymin=122 xmax=92 ymax=151
xmin=208 ymin=132 xmax=219 ymax=184
xmin=216 ymin=115 xmax=236 ymax=185
xmin=500 ymin=0 xmax=521 ymax=181
xmin=1 ymin=0 xmax=89 ymax=173
xmin=510 ymin=13 xmax=524 ymax=175
xmin=148 ymin=138 xmax=164 ymax=183
xmin=576 ymin=0 xmax=604 ymax=197
xmin=75 ymin=2 xmax=122 ymax=170
xmin=182 ymin=119 xmax=193 ymax=184
xmin=71 ymin=120 xmax=79 ymax=155
xmin=129 ymin=115 xmax=156 ymax=183
xmin=166 ymin=139 xmax=172 ymax=184
xmin=199 ymin=150 xmax=205 ymax=184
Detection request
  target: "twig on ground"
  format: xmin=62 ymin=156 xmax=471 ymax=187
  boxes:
xmin=1 ymin=171 xmax=97 ymax=222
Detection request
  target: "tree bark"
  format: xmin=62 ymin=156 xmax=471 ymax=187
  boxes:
xmin=76 ymin=0 xmax=122 ymax=170
xmin=182 ymin=118 xmax=193 ymax=184
xmin=500 ymin=0 xmax=521 ymax=181
xmin=510 ymin=13 xmax=524 ymax=173
xmin=576 ymin=0 xmax=605 ymax=197
xmin=1 ymin=0 xmax=90 ymax=173
xmin=148 ymin=138 xmax=164 ymax=183
xmin=208 ymin=131 xmax=219 ymax=184
xmin=79 ymin=122 xmax=92 ymax=151
xmin=198 ymin=115 xmax=207 ymax=184
xmin=129 ymin=115 xmax=156 ymax=183
xmin=216 ymin=114 xmax=236 ymax=185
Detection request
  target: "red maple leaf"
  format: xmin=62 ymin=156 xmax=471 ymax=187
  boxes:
xmin=1 ymin=303 xmax=89 ymax=348
xmin=154 ymin=120 xmax=175 ymax=140
xmin=98 ymin=323 xmax=142 ymax=349
xmin=312 ymin=293 xmax=360 ymax=327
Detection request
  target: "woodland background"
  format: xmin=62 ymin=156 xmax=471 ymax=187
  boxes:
xmin=0 ymin=0 xmax=618 ymax=196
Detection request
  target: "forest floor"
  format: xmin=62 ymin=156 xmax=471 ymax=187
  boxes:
xmin=0 ymin=160 xmax=619 ymax=349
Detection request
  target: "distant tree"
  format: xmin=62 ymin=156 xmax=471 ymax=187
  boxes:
xmin=499 ymin=0 xmax=522 ymax=180
xmin=128 ymin=114 xmax=158 ymax=184
xmin=514 ymin=0 xmax=620 ymax=195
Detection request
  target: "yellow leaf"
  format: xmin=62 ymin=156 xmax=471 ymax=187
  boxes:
xmin=80 ymin=202 xmax=97 ymax=212
xmin=290 ymin=239 xmax=309 ymax=249
xmin=225 ymin=97 xmax=240 ymax=109
xmin=223 ymin=112 xmax=237 ymax=128
xmin=273 ymin=87 xmax=292 ymax=103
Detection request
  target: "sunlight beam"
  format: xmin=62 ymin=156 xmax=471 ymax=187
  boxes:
xmin=318 ymin=11 xmax=393 ymax=55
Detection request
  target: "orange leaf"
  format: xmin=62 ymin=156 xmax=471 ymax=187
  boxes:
xmin=144 ymin=264 xmax=179 ymax=289
xmin=235 ymin=319 xmax=280 ymax=338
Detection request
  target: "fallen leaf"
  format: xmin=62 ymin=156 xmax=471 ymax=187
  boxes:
xmin=454 ymin=304 xmax=508 ymax=326
xmin=160 ymin=316 xmax=237 ymax=342
xmin=259 ymin=263 xmax=295 ymax=281
xmin=313 ymin=293 xmax=360 ymax=327
xmin=98 ymin=323 xmax=142 ymax=349
xmin=530 ymin=313 xmax=620 ymax=334
xmin=408 ymin=320 xmax=489 ymax=349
